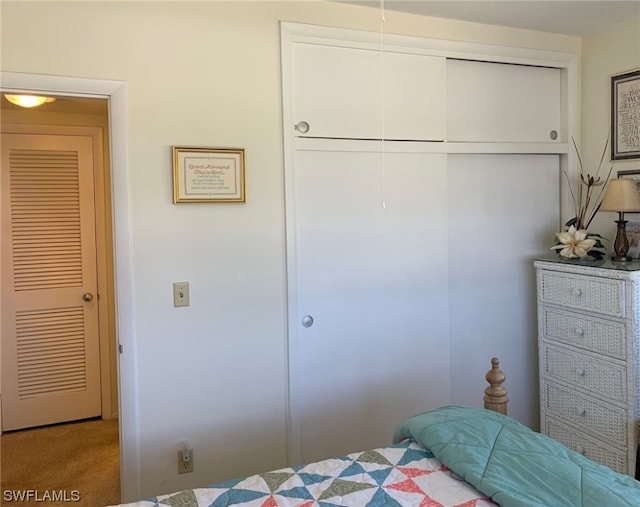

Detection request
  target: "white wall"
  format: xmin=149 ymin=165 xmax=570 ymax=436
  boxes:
xmin=0 ymin=1 xmax=581 ymax=501
xmin=580 ymin=16 xmax=640 ymax=240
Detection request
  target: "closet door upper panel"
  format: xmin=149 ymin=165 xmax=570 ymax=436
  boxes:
xmin=447 ymin=59 xmax=561 ymax=143
xmin=292 ymin=43 xmax=446 ymax=141
xmin=292 ymin=43 xmax=379 ymax=140
xmin=383 ymin=52 xmax=446 ymax=141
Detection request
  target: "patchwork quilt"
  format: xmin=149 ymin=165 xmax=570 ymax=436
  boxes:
xmin=112 ymin=441 xmax=495 ymax=507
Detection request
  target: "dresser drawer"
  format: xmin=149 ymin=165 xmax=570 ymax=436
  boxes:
xmin=542 ymin=343 xmax=627 ymax=403
xmin=545 ymin=417 xmax=627 ymax=474
xmin=540 ymin=307 xmax=626 ymax=360
xmin=543 ymin=381 xmax=627 ymax=445
xmin=538 ymin=270 xmax=624 ymax=318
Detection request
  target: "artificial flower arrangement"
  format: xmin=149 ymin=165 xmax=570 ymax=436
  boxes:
xmin=551 ymin=226 xmax=605 ymax=259
xmin=551 ymin=136 xmax=612 ymax=260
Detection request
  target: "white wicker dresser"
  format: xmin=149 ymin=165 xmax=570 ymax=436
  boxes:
xmin=534 ymin=258 xmax=640 ymax=476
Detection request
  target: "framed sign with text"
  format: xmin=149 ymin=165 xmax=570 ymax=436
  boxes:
xmin=172 ymin=146 xmax=246 ymax=203
xmin=611 ymin=69 xmax=640 ymax=160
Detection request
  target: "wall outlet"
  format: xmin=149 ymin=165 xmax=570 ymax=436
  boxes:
xmin=173 ymin=282 xmax=190 ymax=307
xmin=178 ymin=448 xmax=194 ymax=474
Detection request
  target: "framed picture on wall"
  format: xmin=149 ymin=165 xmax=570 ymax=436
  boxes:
xmin=172 ymin=146 xmax=246 ymax=203
xmin=611 ymin=69 xmax=640 ymax=160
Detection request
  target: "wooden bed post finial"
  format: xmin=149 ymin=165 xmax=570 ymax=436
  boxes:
xmin=484 ymin=357 xmax=508 ymax=415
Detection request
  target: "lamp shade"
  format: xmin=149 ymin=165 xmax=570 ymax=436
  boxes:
xmin=600 ymin=179 xmax=640 ymax=212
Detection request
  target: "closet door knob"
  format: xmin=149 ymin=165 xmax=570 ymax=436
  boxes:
xmin=549 ymin=130 xmax=558 ymax=140
xmin=294 ymin=121 xmax=310 ymax=134
xmin=575 ymin=328 xmax=585 ymax=336
xmin=82 ymin=292 xmax=94 ymax=302
xmin=301 ymin=315 xmax=314 ymax=328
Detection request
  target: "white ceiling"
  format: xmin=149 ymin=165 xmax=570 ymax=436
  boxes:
xmin=336 ymin=1 xmax=640 ymax=36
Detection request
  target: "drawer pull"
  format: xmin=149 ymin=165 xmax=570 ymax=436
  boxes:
xmin=571 ymin=288 xmax=582 ymax=296
xmin=576 ymin=367 xmax=586 ymax=377
xmin=574 ymin=327 xmax=585 ymax=336
xmin=576 ymin=445 xmax=586 ymax=456
xmin=577 ymin=408 xmax=587 ymax=417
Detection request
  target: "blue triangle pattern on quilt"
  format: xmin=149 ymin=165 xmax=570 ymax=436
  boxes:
xmin=397 ymin=447 xmax=433 ymax=466
xmin=364 ymin=488 xmax=405 ymax=507
xmin=275 ymin=485 xmax=315 ymax=500
xmin=208 ymin=488 xmax=268 ymax=506
xmin=298 ymin=472 xmax=333 ymax=485
xmin=367 ymin=466 xmax=394 ymax=486
xmin=337 ymin=461 xmax=367 ymax=478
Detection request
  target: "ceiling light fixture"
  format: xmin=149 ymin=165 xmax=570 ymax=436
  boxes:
xmin=4 ymin=94 xmax=56 ymax=108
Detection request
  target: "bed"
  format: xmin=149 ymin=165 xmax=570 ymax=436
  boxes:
xmin=109 ymin=358 xmax=640 ymax=507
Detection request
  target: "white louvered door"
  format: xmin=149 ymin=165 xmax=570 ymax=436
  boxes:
xmin=1 ymin=133 xmax=101 ymax=431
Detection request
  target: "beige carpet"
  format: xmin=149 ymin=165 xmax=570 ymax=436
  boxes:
xmin=1 ymin=418 xmax=120 ymax=507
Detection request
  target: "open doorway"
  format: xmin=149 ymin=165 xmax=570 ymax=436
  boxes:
xmin=0 ymin=93 xmax=120 ymax=504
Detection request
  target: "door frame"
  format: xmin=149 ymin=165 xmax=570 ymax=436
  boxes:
xmin=0 ymin=71 xmax=139 ymax=502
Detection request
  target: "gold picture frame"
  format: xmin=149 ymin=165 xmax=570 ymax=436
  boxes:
xmin=172 ymin=146 xmax=246 ymax=203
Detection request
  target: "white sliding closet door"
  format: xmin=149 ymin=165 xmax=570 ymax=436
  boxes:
xmin=290 ymin=148 xmax=450 ymax=464
xmin=447 ymin=154 xmax=559 ymax=429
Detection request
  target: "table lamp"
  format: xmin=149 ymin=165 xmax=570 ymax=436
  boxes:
xmin=599 ymin=178 xmax=640 ymax=261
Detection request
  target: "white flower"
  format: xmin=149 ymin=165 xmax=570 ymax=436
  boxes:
xmin=551 ymin=226 xmax=596 ymax=258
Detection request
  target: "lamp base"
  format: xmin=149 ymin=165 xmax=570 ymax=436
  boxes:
xmin=612 ymin=217 xmax=631 ymax=262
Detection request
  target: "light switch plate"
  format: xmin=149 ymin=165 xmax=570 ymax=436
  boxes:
xmin=173 ymin=282 xmax=190 ymax=307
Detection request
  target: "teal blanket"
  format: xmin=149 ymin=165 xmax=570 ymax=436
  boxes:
xmin=393 ymin=406 xmax=640 ymax=507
